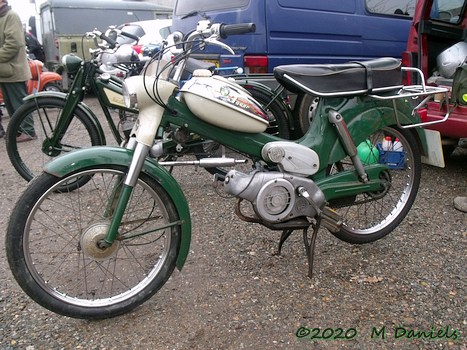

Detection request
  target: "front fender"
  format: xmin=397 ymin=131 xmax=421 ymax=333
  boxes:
xmin=44 ymin=146 xmax=192 ymax=270
xmin=24 ymin=90 xmax=67 ymax=100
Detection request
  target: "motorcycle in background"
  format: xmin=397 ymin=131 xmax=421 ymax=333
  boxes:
xmin=0 ymin=58 xmax=62 ymax=112
xmin=5 ymin=29 xmax=140 ymax=183
xmin=6 ymin=26 xmax=290 ymax=182
xmin=26 ymin=58 xmax=63 ymax=93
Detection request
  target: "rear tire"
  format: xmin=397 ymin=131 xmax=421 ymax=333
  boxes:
xmin=43 ymin=83 xmax=62 ymax=92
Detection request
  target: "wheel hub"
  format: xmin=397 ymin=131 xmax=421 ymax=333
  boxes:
xmin=368 ymin=170 xmax=392 ymax=199
xmin=80 ymin=222 xmax=120 ymax=261
xmin=41 ymin=138 xmax=62 ymax=157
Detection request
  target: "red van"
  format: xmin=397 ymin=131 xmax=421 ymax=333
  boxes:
xmin=403 ymin=0 xmax=467 ymax=153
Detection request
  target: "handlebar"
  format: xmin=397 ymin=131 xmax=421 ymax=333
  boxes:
xmin=86 ymin=29 xmax=118 ymax=49
xmin=219 ymin=23 xmax=256 ymax=39
xmin=120 ymin=31 xmax=140 ymax=42
xmin=98 ymin=31 xmax=118 ymax=49
xmin=147 ymin=21 xmax=257 ymax=83
xmin=86 ymin=28 xmax=141 ymax=50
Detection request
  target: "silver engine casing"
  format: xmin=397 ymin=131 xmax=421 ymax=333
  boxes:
xmin=224 ymin=170 xmax=326 ymax=223
xmin=261 ymin=141 xmax=320 ymax=176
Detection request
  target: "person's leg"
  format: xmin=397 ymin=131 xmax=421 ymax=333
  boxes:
xmin=0 ymin=85 xmax=6 ymax=138
xmin=0 ymin=104 xmax=4 ymax=138
xmin=1 ymin=82 xmax=35 ymax=135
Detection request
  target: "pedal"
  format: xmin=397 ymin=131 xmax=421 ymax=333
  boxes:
xmin=213 ymin=173 xmax=226 ymax=182
xmin=320 ymin=206 xmax=343 ymax=233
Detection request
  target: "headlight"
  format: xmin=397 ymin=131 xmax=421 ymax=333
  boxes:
xmin=122 ymin=77 xmax=138 ymax=109
xmin=61 ymin=54 xmax=83 ymax=74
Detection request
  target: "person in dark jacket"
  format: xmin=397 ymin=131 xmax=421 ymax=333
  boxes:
xmin=24 ymin=27 xmax=45 ymax=62
xmin=0 ymin=0 xmax=35 ymax=141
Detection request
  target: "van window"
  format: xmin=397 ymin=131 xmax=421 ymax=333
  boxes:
xmin=277 ymin=0 xmax=356 ymax=14
xmin=366 ymin=0 xmax=416 ymax=16
xmin=430 ymin=0 xmax=465 ymax=22
xmin=174 ymin=0 xmax=249 ymax=16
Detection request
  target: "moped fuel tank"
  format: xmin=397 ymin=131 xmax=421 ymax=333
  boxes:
xmin=180 ymin=70 xmax=269 ymax=133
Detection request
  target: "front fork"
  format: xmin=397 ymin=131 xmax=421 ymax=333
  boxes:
xmin=99 ymin=138 xmax=149 ymax=247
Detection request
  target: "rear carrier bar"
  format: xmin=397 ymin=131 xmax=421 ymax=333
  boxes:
xmin=368 ymin=67 xmax=450 ymax=129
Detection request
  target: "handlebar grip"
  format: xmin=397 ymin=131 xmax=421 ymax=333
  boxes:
xmin=120 ymin=31 xmax=140 ymax=42
xmin=99 ymin=32 xmax=118 ymax=49
xmin=219 ymin=23 xmax=256 ymax=39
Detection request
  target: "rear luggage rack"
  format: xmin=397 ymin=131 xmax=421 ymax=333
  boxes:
xmin=368 ymin=67 xmax=450 ymax=129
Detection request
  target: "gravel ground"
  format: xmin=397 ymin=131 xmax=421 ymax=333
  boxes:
xmin=0 ymin=103 xmax=466 ymax=350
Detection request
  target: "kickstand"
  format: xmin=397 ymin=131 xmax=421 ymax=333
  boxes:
xmin=275 ymin=229 xmax=294 ymax=255
xmin=303 ymin=219 xmax=321 ymax=278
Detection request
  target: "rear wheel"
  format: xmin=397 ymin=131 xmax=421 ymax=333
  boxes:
xmin=329 ymin=126 xmax=421 ymax=244
xmin=294 ymin=93 xmax=319 ymax=137
xmin=6 ymin=166 xmax=181 ymax=319
xmin=43 ymin=83 xmax=62 ymax=92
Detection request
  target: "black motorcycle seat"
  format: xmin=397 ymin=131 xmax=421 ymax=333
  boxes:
xmin=274 ymin=57 xmax=402 ymax=96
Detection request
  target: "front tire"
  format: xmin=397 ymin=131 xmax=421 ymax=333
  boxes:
xmin=6 ymin=166 xmax=181 ymax=319
xmin=6 ymin=97 xmax=102 ymax=182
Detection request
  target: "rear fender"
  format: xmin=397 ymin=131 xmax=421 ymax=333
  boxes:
xmin=39 ymin=71 xmax=62 ymax=84
xmin=328 ymin=97 xmax=430 ymax=164
xmin=44 ymin=146 xmax=192 ymax=270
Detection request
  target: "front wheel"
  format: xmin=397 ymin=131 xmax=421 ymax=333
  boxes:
xmin=329 ymin=126 xmax=421 ymax=244
xmin=6 ymin=97 xmax=103 ymax=182
xmin=6 ymin=166 xmax=181 ymax=319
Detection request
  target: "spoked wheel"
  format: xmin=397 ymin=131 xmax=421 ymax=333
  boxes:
xmin=329 ymin=126 xmax=421 ymax=244
xmin=6 ymin=97 xmax=103 ymax=182
xmin=195 ymin=88 xmax=290 ymax=176
xmin=6 ymin=166 xmax=181 ymax=319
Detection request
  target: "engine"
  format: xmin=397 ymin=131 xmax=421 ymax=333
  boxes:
xmin=223 ymin=170 xmax=326 ymax=223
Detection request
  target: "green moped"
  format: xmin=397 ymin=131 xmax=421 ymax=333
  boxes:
xmin=5 ymin=20 xmax=449 ymax=319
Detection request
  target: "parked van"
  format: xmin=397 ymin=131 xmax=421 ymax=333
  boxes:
xmin=40 ymin=0 xmax=172 ymax=73
xmin=172 ymin=0 xmax=416 ymax=73
xmin=403 ymin=0 xmax=467 ymax=153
